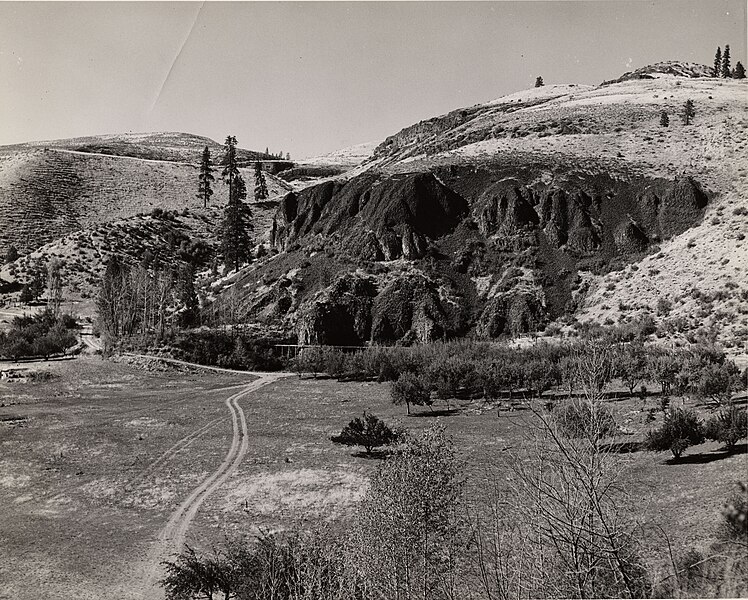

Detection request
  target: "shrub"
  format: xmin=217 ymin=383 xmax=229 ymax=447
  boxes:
xmin=355 ymin=424 xmax=464 ymax=599
xmin=645 ymin=408 xmax=705 ymax=459
xmin=705 ymin=406 xmax=748 ymax=450
xmin=721 ymin=482 xmax=748 ymax=543
xmin=553 ymin=399 xmax=617 ymax=439
xmin=391 ymin=372 xmax=432 ymax=415
xmin=330 ymin=412 xmax=401 ymax=455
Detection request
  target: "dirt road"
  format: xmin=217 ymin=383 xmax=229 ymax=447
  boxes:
xmin=124 ymin=360 xmax=289 ymax=598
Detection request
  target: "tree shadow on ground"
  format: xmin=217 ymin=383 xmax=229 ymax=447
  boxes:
xmin=666 ymin=443 xmax=747 ymax=465
xmin=601 ymin=441 xmax=644 ymax=454
xmin=408 ymin=408 xmax=461 ymax=418
xmin=351 ymin=449 xmax=391 ymax=460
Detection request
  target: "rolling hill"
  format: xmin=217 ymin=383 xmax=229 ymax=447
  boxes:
xmin=1 ymin=62 xmax=746 ymax=355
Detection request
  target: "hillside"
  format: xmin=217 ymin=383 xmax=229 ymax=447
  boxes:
xmin=0 ymin=134 xmax=292 ymax=256
xmin=2 ymin=63 xmax=746 ymax=353
xmin=225 ymin=64 xmax=748 ymax=352
xmin=277 ymin=141 xmax=380 ymax=190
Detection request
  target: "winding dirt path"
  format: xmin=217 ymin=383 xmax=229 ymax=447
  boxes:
xmin=134 ymin=363 xmax=289 ymax=598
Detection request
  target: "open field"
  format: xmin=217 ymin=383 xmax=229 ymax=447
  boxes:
xmin=1 ymin=356 xmax=745 ymax=598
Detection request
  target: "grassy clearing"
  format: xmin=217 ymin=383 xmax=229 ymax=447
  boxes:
xmin=0 ymin=359 xmax=745 ymax=597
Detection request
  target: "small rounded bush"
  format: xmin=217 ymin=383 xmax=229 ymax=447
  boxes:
xmin=645 ymin=408 xmax=705 ymax=459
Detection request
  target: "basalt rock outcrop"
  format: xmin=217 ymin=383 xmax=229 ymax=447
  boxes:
xmin=370 ymin=272 xmax=462 ymax=344
xmin=272 ymin=172 xmax=469 ymax=261
xmin=269 ymin=161 xmax=709 ymax=344
xmin=294 ymin=269 xmax=464 ymax=346
xmin=296 ymin=272 xmax=378 ymax=346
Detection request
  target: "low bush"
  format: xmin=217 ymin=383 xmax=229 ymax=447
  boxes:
xmin=645 ymin=408 xmax=705 ymax=459
xmin=330 ymin=412 xmax=401 ymax=455
xmin=0 ymin=311 xmax=79 ymax=360
xmin=553 ymin=399 xmax=617 ymax=439
xmin=705 ymin=406 xmax=748 ymax=450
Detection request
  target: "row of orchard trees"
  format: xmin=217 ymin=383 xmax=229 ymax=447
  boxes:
xmin=294 ymin=336 xmax=745 ymax=411
xmin=96 ymin=256 xmax=198 ymax=349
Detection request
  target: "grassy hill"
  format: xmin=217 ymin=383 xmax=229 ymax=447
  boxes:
xmin=0 ymin=133 xmax=292 ymax=256
xmin=0 ymin=133 xmax=291 ymax=311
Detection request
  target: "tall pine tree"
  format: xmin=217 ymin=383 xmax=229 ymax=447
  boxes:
xmin=254 ymin=161 xmax=268 ymax=201
xmin=734 ymin=61 xmax=746 ymax=79
xmin=177 ymin=263 xmax=199 ymax=327
xmin=713 ymin=46 xmax=722 ymax=77
xmin=221 ymin=136 xmax=253 ymax=272
xmin=197 ymin=146 xmax=215 ymax=208
xmin=721 ymin=44 xmax=731 ymax=78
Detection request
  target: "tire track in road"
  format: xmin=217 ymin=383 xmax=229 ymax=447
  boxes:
xmin=124 ymin=417 xmax=223 ymax=490
xmin=140 ymin=370 xmax=288 ymax=597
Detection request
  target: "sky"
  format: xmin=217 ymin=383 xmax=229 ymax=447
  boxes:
xmin=0 ymin=1 xmax=745 ymax=159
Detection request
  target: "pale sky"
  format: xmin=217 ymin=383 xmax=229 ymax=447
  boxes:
xmin=0 ymin=1 xmax=745 ymax=158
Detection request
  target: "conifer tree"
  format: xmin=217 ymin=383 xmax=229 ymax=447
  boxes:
xmin=721 ymin=44 xmax=731 ymax=78
xmin=713 ymin=46 xmax=722 ymax=77
xmin=46 ymin=259 xmax=64 ymax=317
xmin=253 ymin=161 xmax=268 ymax=201
xmin=682 ymin=99 xmax=695 ymax=125
xmin=535 ymin=76 xmax=544 ymax=87
xmin=221 ymin=136 xmax=253 ymax=272
xmin=659 ymin=111 xmax=669 ymax=127
xmin=734 ymin=61 xmax=746 ymax=79
xmin=4 ymin=245 xmax=19 ymax=263
xmin=177 ymin=263 xmax=199 ymax=327
xmin=197 ymin=146 xmax=214 ymax=208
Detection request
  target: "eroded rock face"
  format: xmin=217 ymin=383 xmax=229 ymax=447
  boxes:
xmin=272 ymin=172 xmax=469 ymax=261
xmin=270 ymin=165 xmax=709 ymax=343
xmin=476 ymin=288 xmax=546 ymax=338
xmin=294 ymin=269 xmax=463 ymax=345
xmin=296 ymin=273 xmax=377 ymax=346
xmin=371 ymin=272 xmax=455 ymax=344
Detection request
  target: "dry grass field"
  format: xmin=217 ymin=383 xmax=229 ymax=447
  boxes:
xmin=0 ymin=356 xmax=745 ymax=598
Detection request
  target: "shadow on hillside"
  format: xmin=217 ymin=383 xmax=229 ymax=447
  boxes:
xmin=666 ymin=443 xmax=748 ymax=465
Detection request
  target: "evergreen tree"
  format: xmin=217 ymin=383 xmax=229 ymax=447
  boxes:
xmin=285 ymin=152 xmax=291 ymax=161
xmin=535 ymin=76 xmax=544 ymax=87
xmin=19 ymin=284 xmax=33 ymax=304
xmin=734 ymin=61 xmax=746 ymax=79
xmin=253 ymin=161 xmax=268 ymax=201
xmin=659 ymin=110 xmax=669 ymax=127
xmin=721 ymin=44 xmax=731 ymax=78
xmin=221 ymin=136 xmax=253 ymax=272
xmin=46 ymin=259 xmax=64 ymax=318
xmin=713 ymin=46 xmax=722 ymax=77
xmin=4 ymin=245 xmax=19 ymax=263
xmin=177 ymin=263 xmax=199 ymax=327
xmin=196 ymin=146 xmax=214 ymax=208
xmin=682 ymin=99 xmax=695 ymax=125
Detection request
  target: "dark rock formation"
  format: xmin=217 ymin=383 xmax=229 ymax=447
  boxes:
xmin=268 ymin=163 xmax=709 ymax=344
xmin=371 ymin=271 xmax=456 ymax=344
xmin=296 ymin=273 xmax=378 ymax=346
xmin=272 ymin=172 xmax=469 ymax=261
xmin=476 ymin=287 xmax=546 ymax=339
